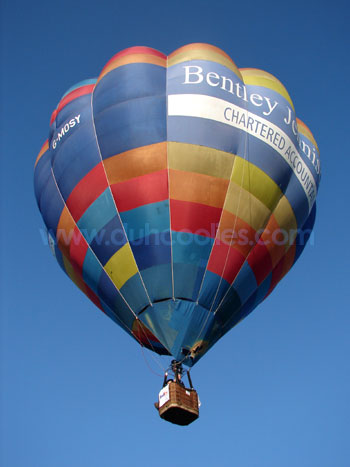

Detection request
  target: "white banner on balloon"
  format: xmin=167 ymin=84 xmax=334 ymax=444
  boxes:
xmin=168 ymin=93 xmax=316 ymax=210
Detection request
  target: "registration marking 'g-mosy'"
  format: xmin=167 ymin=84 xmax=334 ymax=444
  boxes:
xmin=52 ymin=114 xmax=81 ymax=149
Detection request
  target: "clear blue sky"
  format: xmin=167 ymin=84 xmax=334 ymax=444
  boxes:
xmin=1 ymin=1 xmax=349 ymax=466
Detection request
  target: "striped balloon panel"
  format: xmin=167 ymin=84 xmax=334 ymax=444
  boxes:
xmin=35 ymin=76 xmax=169 ymax=354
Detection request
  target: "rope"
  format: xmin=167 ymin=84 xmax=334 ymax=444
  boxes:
xmin=140 ymin=345 xmax=165 ymax=377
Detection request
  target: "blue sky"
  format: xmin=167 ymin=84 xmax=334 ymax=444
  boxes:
xmin=1 ymin=1 xmax=349 ymax=466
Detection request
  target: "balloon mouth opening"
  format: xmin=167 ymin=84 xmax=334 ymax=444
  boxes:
xmin=137 ymin=298 xmax=213 ymax=366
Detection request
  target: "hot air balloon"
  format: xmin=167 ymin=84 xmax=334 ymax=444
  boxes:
xmin=34 ymin=43 xmax=320 ymax=425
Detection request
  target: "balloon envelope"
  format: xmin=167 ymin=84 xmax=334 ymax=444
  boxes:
xmin=34 ymin=44 xmax=320 ymax=366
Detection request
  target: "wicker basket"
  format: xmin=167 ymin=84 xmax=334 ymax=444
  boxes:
xmin=157 ymin=381 xmax=199 ymax=426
